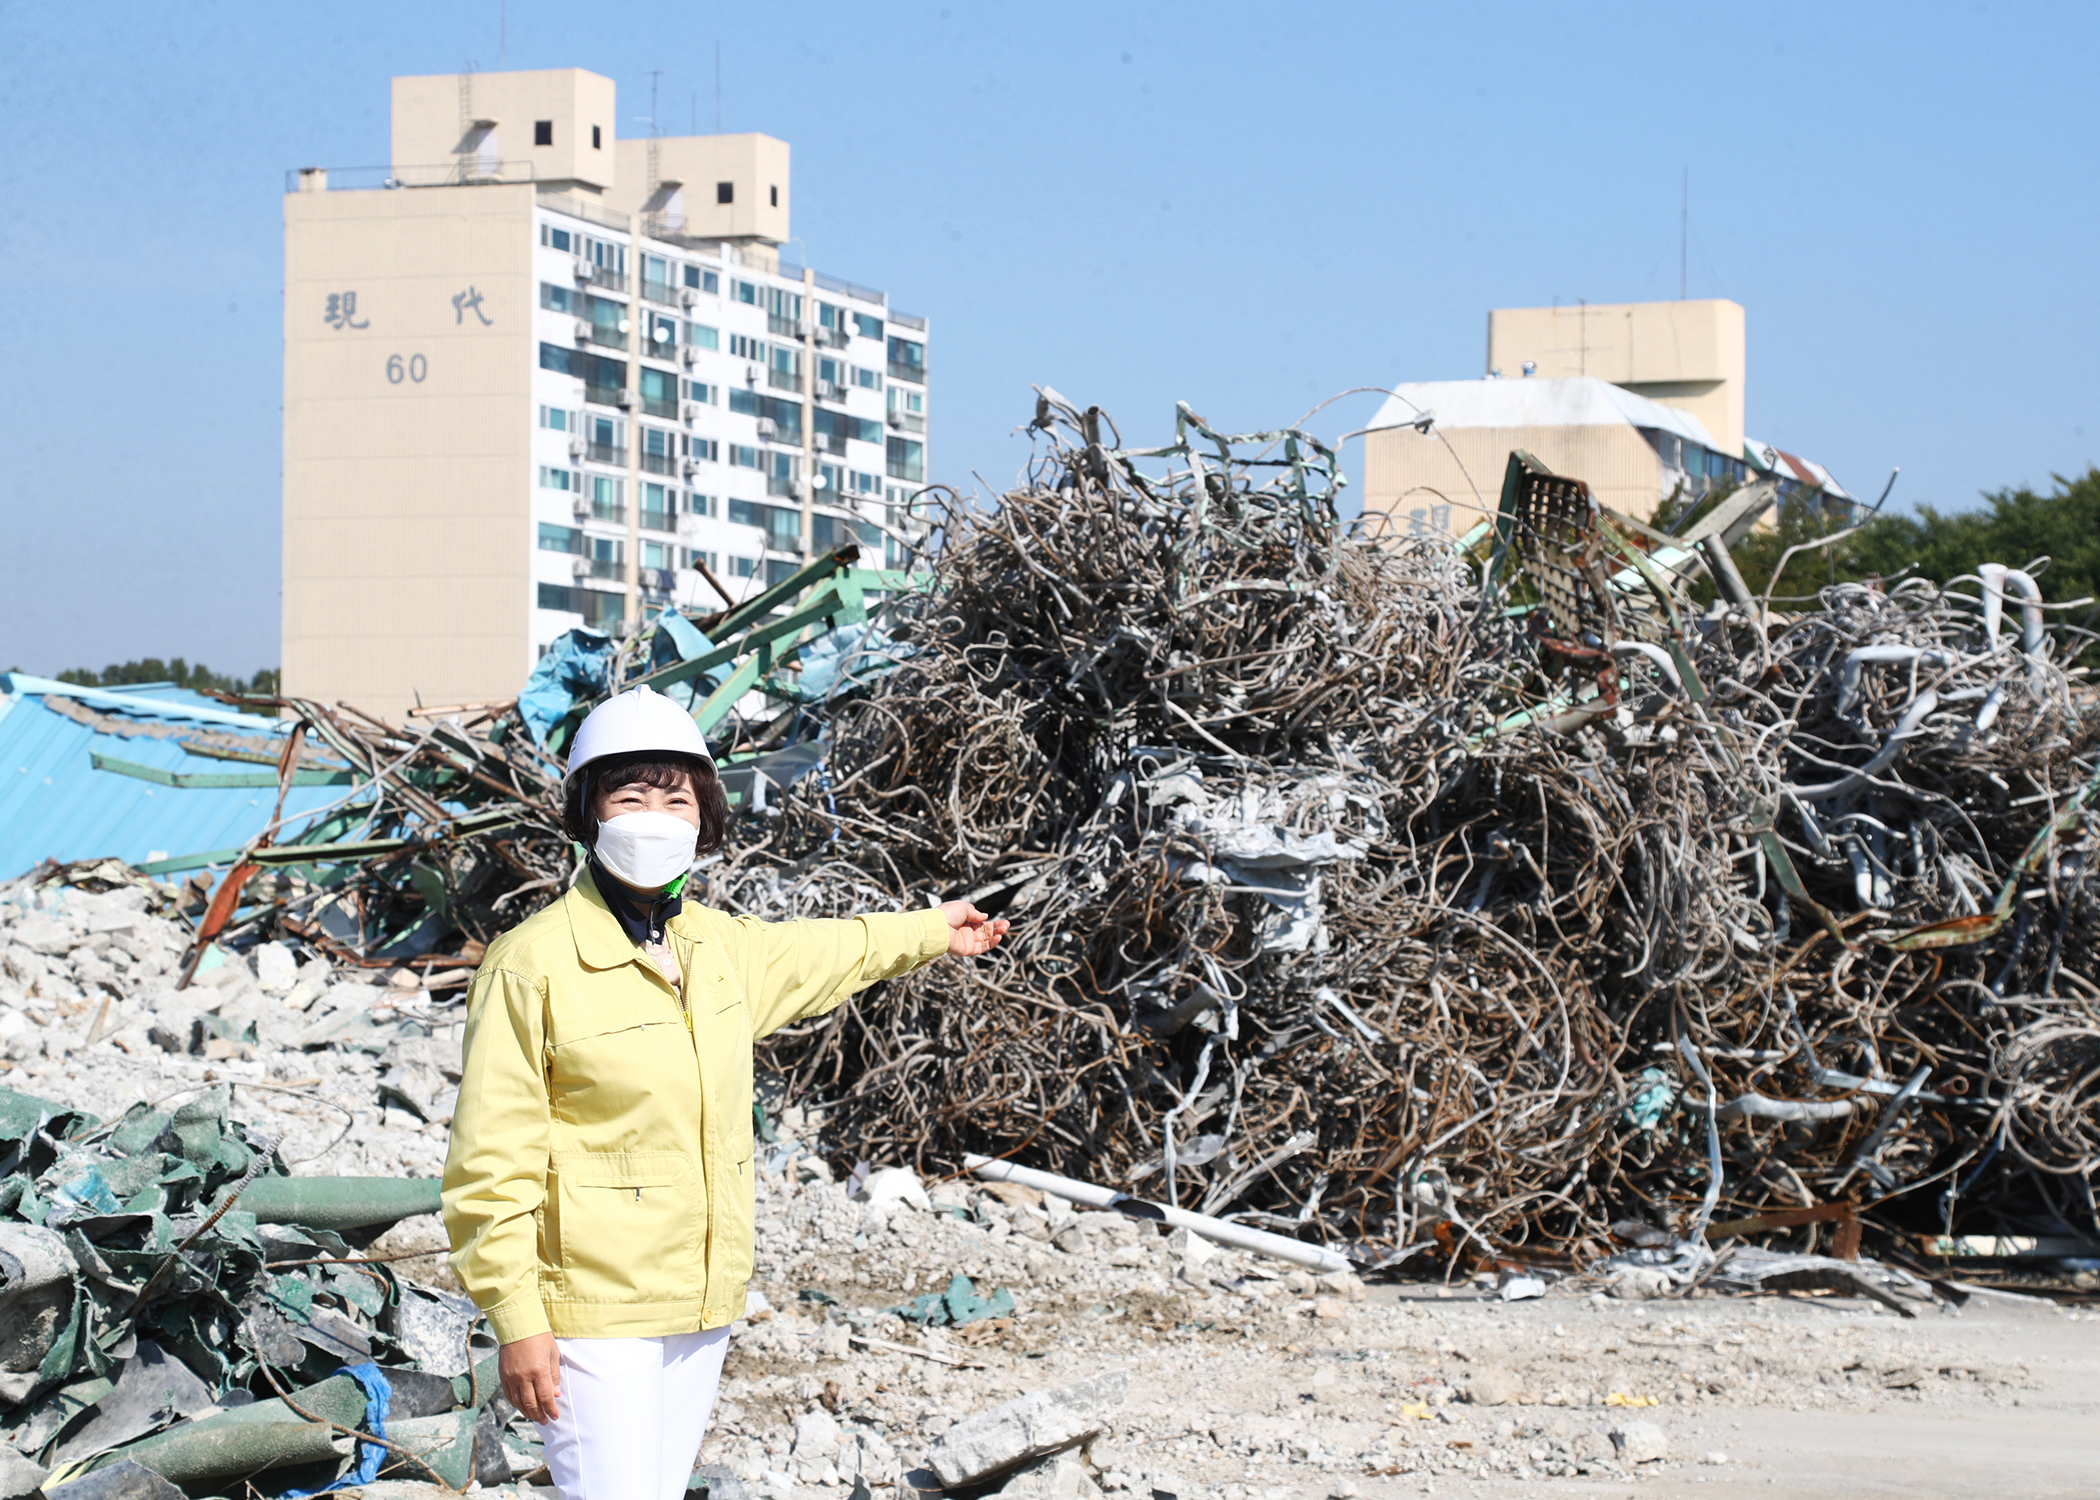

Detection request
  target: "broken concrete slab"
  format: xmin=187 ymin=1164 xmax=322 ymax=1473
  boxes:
xmin=986 ymin=1449 xmax=1103 ymax=1500
xmin=1611 ymin=1419 xmax=1669 ymax=1464
xmin=925 ymin=1369 xmax=1129 ymax=1489
xmin=0 ymin=1442 xmax=45 ymax=1499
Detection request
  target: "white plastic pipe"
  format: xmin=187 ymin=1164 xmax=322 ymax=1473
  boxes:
xmin=1978 ymin=564 xmax=2045 ymax=657
xmin=964 ymin=1154 xmax=1356 ymax=1272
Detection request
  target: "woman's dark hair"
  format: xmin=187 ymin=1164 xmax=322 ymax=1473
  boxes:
xmin=561 ymin=751 xmax=730 ymax=853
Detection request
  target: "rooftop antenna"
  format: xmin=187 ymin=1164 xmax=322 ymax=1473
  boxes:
xmin=1680 ymin=167 xmax=1688 ymax=300
xmin=648 ymin=70 xmax=663 ymax=135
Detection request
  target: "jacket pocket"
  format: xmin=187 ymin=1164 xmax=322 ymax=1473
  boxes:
xmin=545 ymin=1149 xmax=701 ymax=1305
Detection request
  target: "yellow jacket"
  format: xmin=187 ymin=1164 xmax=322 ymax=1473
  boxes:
xmin=441 ymin=868 xmax=950 ymax=1342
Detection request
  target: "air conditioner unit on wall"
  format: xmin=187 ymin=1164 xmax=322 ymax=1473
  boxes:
xmin=755 ymin=418 xmax=777 ymax=441
xmin=571 ymin=497 xmax=590 ymax=518
xmin=682 ymin=346 xmax=698 ymax=367
xmin=680 ymin=288 xmax=698 ymax=308
xmin=681 ymin=401 xmax=700 ymax=421
xmin=745 ymin=362 xmax=761 ymax=384
xmin=572 ymin=258 xmax=593 ymax=281
xmin=571 ymin=556 xmax=590 ymax=577
xmin=568 ymin=436 xmax=585 ymax=457
xmin=574 ymin=319 xmax=592 ymax=342
xmin=683 ymin=459 xmax=700 ymax=477
xmin=615 ymin=390 xmax=636 ymax=409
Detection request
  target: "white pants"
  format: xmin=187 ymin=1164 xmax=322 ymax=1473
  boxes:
xmin=537 ymin=1329 xmax=731 ymax=1500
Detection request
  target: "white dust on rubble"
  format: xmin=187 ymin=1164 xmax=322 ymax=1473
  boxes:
xmin=0 ymin=882 xmax=458 ymax=1197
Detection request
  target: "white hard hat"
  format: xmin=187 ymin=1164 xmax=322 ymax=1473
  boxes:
xmin=565 ymin=685 xmax=717 ymax=789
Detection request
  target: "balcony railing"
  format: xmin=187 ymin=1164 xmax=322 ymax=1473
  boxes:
xmin=584 ymin=383 xmax=623 ymax=409
xmin=640 ymin=396 xmax=678 ymax=420
xmin=587 ymin=441 xmax=622 ymax=465
xmin=583 ymin=265 xmax=629 ymax=294
xmin=766 ymin=368 xmax=799 ymax=393
xmin=889 ymin=411 xmax=926 ymax=434
xmin=816 ymin=433 xmax=847 ymax=457
xmin=767 ymin=313 xmax=800 ymax=337
xmin=585 ymin=327 xmax=628 ymax=354
xmin=589 ymin=503 xmax=626 ymax=524
xmin=580 ymin=557 xmax=624 ymax=580
xmin=640 ymin=451 xmax=677 ymax=476
xmin=887 ymin=359 xmax=926 ymax=384
xmin=640 ymin=509 xmax=677 ymax=535
xmin=640 ymin=280 xmax=681 ymax=307
xmin=766 ymin=473 xmax=799 ymax=499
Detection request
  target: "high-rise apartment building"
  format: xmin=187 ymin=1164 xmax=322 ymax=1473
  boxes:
xmin=284 ymin=68 xmax=930 ymax=720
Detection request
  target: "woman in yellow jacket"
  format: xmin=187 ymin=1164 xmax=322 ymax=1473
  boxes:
xmin=442 ymin=686 xmax=1006 ymax=1500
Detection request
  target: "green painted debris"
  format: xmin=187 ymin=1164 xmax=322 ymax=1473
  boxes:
xmin=886 ymin=1274 xmax=1014 ymax=1328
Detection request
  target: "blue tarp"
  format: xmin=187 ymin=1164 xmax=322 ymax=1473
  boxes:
xmin=517 ymin=630 xmax=616 ymax=746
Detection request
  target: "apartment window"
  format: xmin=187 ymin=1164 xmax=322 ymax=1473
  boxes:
xmin=643 ymin=255 xmax=671 ymax=287
xmin=686 ymin=323 xmax=720 ymax=351
xmin=817 ymin=355 xmax=848 ymax=389
xmin=733 ymin=556 xmax=757 ymax=578
xmin=689 ymin=437 xmax=720 ymax=462
xmin=540 ymin=224 xmax=573 ymax=252
xmin=588 ymin=536 xmax=623 ymax=565
xmin=540 ymin=282 xmax=579 ymax=314
xmin=590 ymin=475 xmax=624 ymax=521
xmin=850 ymin=416 xmax=884 ymax=445
xmin=586 ymin=413 xmax=624 ymax=461
xmin=853 ymin=365 xmax=882 ymax=391
xmin=769 ymin=185 xmax=778 ymax=207
xmin=682 ymin=264 xmax=719 ymax=293
xmin=686 ymin=380 xmax=718 ymax=404
xmin=581 ymin=590 xmax=623 ymax=628
xmin=539 ymin=523 xmax=582 ymax=554
xmin=733 ymin=280 xmax=760 ymax=306
xmin=729 ymin=498 xmax=801 ymax=552
xmin=765 ymin=558 xmax=800 ymax=586
xmin=534 ymin=120 xmax=553 ymax=146
xmin=538 ymin=583 xmax=578 ymax=612
xmin=767 ymin=288 xmax=802 ymax=323
xmin=688 ymin=492 xmax=714 ymax=517
xmin=717 ymin=181 xmax=734 ymax=204
xmin=686 ymin=548 xmax=718 ymax=572
xmin=642 ymin=540 xmax=674 ymax=571
xmin=730 ymin=445 xmax=760 ymax=471
xmin=592 ymin=125 xmax=603 ymax=149
xmin=538 ymin=466 xmax=578 ymax=491
xmin=641 ymin=427 xmax=679 ymax=474
xmin=538 ymin=406 xmax=576 ymax=432
xmin=770 ymin=344 xmax=799 ymax=384
xmin=886 ymin=436 xmax=924 ymax=483
xmin=729 ymin=333 xmax=762 ymax=360
xmin=640 ymin=367 xmax=679 ymax=418
xmin=849 ymin=470 xmax=881 ymax=495
xmin=728 ymin=390 xmax=802 ymax=441
xmin=853 ymin=312 xmax=883 ymax=340
xmin=888 ymin=336 xmax=926 ymax=382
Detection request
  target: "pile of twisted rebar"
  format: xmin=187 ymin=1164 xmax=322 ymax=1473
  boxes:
xmin=706 ymin=395 xmax=2099 ymax=1266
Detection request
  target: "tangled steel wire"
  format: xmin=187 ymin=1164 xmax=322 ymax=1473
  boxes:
xmin=706 ymin=393 xmax=2100 ymax=1266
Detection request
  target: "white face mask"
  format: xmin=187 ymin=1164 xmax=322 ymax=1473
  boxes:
xmin=593 ymin=811 xmax=700 ymax=892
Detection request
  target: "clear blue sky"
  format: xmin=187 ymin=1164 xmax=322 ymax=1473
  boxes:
xmin=4 ymin=1 xmax=2095 ymax=680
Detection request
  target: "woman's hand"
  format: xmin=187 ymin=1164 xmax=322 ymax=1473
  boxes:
xmin=939 ymin=901 xmax=1010 ymax=957
xmin=500 ymin=1332 xmax=562 ymax=1424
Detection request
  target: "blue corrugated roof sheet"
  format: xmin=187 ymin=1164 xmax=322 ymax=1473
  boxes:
xmin=0 ymin=674 xmax=347 ymax=879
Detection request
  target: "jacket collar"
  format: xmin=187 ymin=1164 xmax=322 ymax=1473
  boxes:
xmin=566 ymin=865 xmax=680 ymax=972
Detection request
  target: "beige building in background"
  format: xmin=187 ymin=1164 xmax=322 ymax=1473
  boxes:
xmin=284 ymin=68 xmax=929 ymax=722
xmin=1487 ymin=298 xmax=1744 ymax=458
xmin=1362 ymin=297 xmax=1849 ymax=541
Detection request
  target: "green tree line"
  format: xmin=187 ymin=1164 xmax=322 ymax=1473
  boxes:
xmin=55 ymin=659 xmax=281 ymax=696
xmin=1729 ymin=465 xmax=2100 ymax=611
